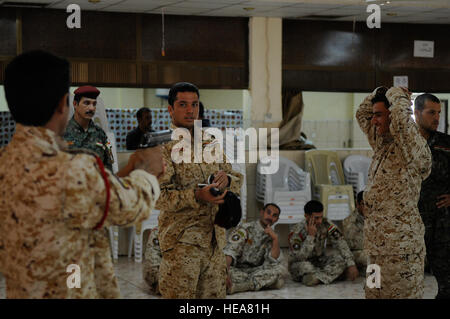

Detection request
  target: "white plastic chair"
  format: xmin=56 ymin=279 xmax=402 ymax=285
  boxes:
xmin=128 ymin=210 xmax=160 ymax=263
xmin=108 ymin=226 xmax=119 ymax=261
xmin=343 ymin=155 xmax=372 ymax=194
xmin=257 ymin=156 xmax=311 ymax=225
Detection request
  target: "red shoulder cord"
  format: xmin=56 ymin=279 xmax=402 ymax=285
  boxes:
xmin=94 ymin=156 xmax=111 ymax=230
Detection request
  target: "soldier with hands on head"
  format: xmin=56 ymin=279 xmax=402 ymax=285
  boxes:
xmin=356 ymin=86 xmax=431 ymax=299
xmin=414 ymin=93 xmax=450 ymax=299
xmin=224 ymin=203 xmax=286 ymax=294
xmin=0 ymin=50 xmax=164 ymax=299
xmin=288 ymin=200 xmax=358 ymax=287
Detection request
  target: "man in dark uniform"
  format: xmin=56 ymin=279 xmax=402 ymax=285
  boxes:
xmin=63 ymin=86 xmax=113 ymax=171
xmin=126 ymin=107 xmax=155 ymax=150
xmin=415 ymin=93 xmax=450 ymax=299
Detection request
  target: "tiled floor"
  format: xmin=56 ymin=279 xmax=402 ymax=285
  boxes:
xmin=0 ymin=256 xmax=438 ymax=299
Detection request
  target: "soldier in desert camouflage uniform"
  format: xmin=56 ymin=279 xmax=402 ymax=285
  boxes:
xmin=342 ymin=191 xmax=367 ymax=270
xmin=143 ymin=227 xmax=162 ymax=294
xmin=414 ymin=93 xmax=450 ymax=299
xmin=224 ymin=203 xmax=286 ymax=294
xmin=0 ymin=51 xmax=163 ymax=299
xmin=288 ymin=200 xmax=358 ymax=286
xmin=156 ymin=82 xmax=242 ymax=299
xmin=63 ymin=85 xmax=113 ymax=171
xmin=356 ymin=86 xmax=431 ymax=299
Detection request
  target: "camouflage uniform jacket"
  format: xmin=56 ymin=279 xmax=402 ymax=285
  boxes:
xmin=356 ymin=87 xmax=431 ymax=255
xmin=63 ymin=116 xmax=113 ymax=171
xmin=342 ymin=210 xmax=364 ymax=251
xmin=418 ymin=131 xmax=450 ymax=243
xmin=156 ymin=124 xmax=242 ymax=252
xmin=288 ymin=218 xmax=355 ymax=267
xmin=223 ymin=220 xmax=282 ymax=268
xmin=0 ymin=124 xmax=160 ymax=298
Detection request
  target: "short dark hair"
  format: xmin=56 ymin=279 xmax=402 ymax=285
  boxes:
xmin=356 ymin=191 xmax=364 ymax=205
xmin=168 ymin=82 xmax=199 ymax=106
xmin=414 ymin=93 xmax=440 ymax=112
xmin=136 ymin=107 xmax=151 ymax=120
xmin=263 ymin=203 xmax=281 ymax=214
xmin=371 ymin=94 xmax=391 ymax=109
xmin=304 ymin=200 xmax=323 ymax=215
xmin=4 ymin=50 xmax=70 ymax=126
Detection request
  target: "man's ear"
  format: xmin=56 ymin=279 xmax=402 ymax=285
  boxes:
xmin=56 ymin=93 xmax=69 ymax=114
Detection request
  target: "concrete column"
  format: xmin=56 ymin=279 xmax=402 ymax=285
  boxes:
xmin=246 ymin=17 xmax=283 ymax=130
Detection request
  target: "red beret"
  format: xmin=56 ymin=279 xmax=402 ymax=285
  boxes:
xmin=74 ymin=86 xmax=100 ymax=98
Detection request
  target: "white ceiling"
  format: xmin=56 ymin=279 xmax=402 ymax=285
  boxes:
xmin=1 ymin=0 xmax=450 ymax=24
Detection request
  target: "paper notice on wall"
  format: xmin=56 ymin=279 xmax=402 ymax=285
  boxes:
xmin=393 ymin=76 xmax=408 ymax=88
xmin=414 ymin=40 xmax=434 ymax=58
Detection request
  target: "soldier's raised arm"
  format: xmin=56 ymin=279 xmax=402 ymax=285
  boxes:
xmin=63 ymin=152 xmax=161 ymax=229
xmin=356 ymin=88 xmax=379 ymax=150
xmin=386 ymin=87 xmax=431 ymax=178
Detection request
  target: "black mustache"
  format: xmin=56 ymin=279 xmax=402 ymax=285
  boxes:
xmin=85 ymin=111 xmax=95 ymax=115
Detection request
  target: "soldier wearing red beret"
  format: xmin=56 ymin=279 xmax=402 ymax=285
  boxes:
xmin=63 ymin=85 xmax=113 ymax=171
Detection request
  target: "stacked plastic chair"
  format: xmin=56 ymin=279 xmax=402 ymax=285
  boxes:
xmin=128 ymin=209 xmax=160 ymax=263
xmin=343 ymin=155 xmax=372 ymax=195
xmin=256 ymin=156 xmax=311 ymax=225
xmin=225 ymin=132 xmax=247 ymax=222
xmin=305 ymin=150 xmax=355 ymax=221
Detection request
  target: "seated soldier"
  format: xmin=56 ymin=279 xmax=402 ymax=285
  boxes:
xmin=142 ymin=227 xmax=162 ymax=295
xmin=224 ymin=203 xmax=286 ymax=294
xmin=288 ymin=200 xmax=358 ymax=286
xmin=342 ymin=191 xmax=367 ymax=270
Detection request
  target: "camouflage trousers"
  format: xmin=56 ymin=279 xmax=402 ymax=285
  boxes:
xmin=143 ymin=265 xmax=159 ymax=294
xmin=352 ymin=249 xmax=368 ymax=269
xmin=158 ymin=242 xmax=227 ymax=299
xmin=229 ymin=262 xmax=285 ymax=291
xmin=289 ymin=250 xmax=346 ymax=284
xmin=365 ymin=249 xmax=425 ymax=299
xmin=93 ymin=230 xmax=120 ymax=299
xmin=428 ymin=244 xmax=450 ymax=299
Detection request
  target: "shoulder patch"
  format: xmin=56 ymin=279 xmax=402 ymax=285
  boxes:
xmin=230 ymin=228 xmax=247 ymax=243
xmin=328 ymin=224 xmax=338 ymax=234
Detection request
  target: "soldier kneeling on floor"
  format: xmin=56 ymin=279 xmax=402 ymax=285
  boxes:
xmin=224 ymin=203 xmax=286 ymax=294
xmin=288 ymin=200 xmax=358 ymax=286
xmin=143 ymin=227 xmax=162 ymax=295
